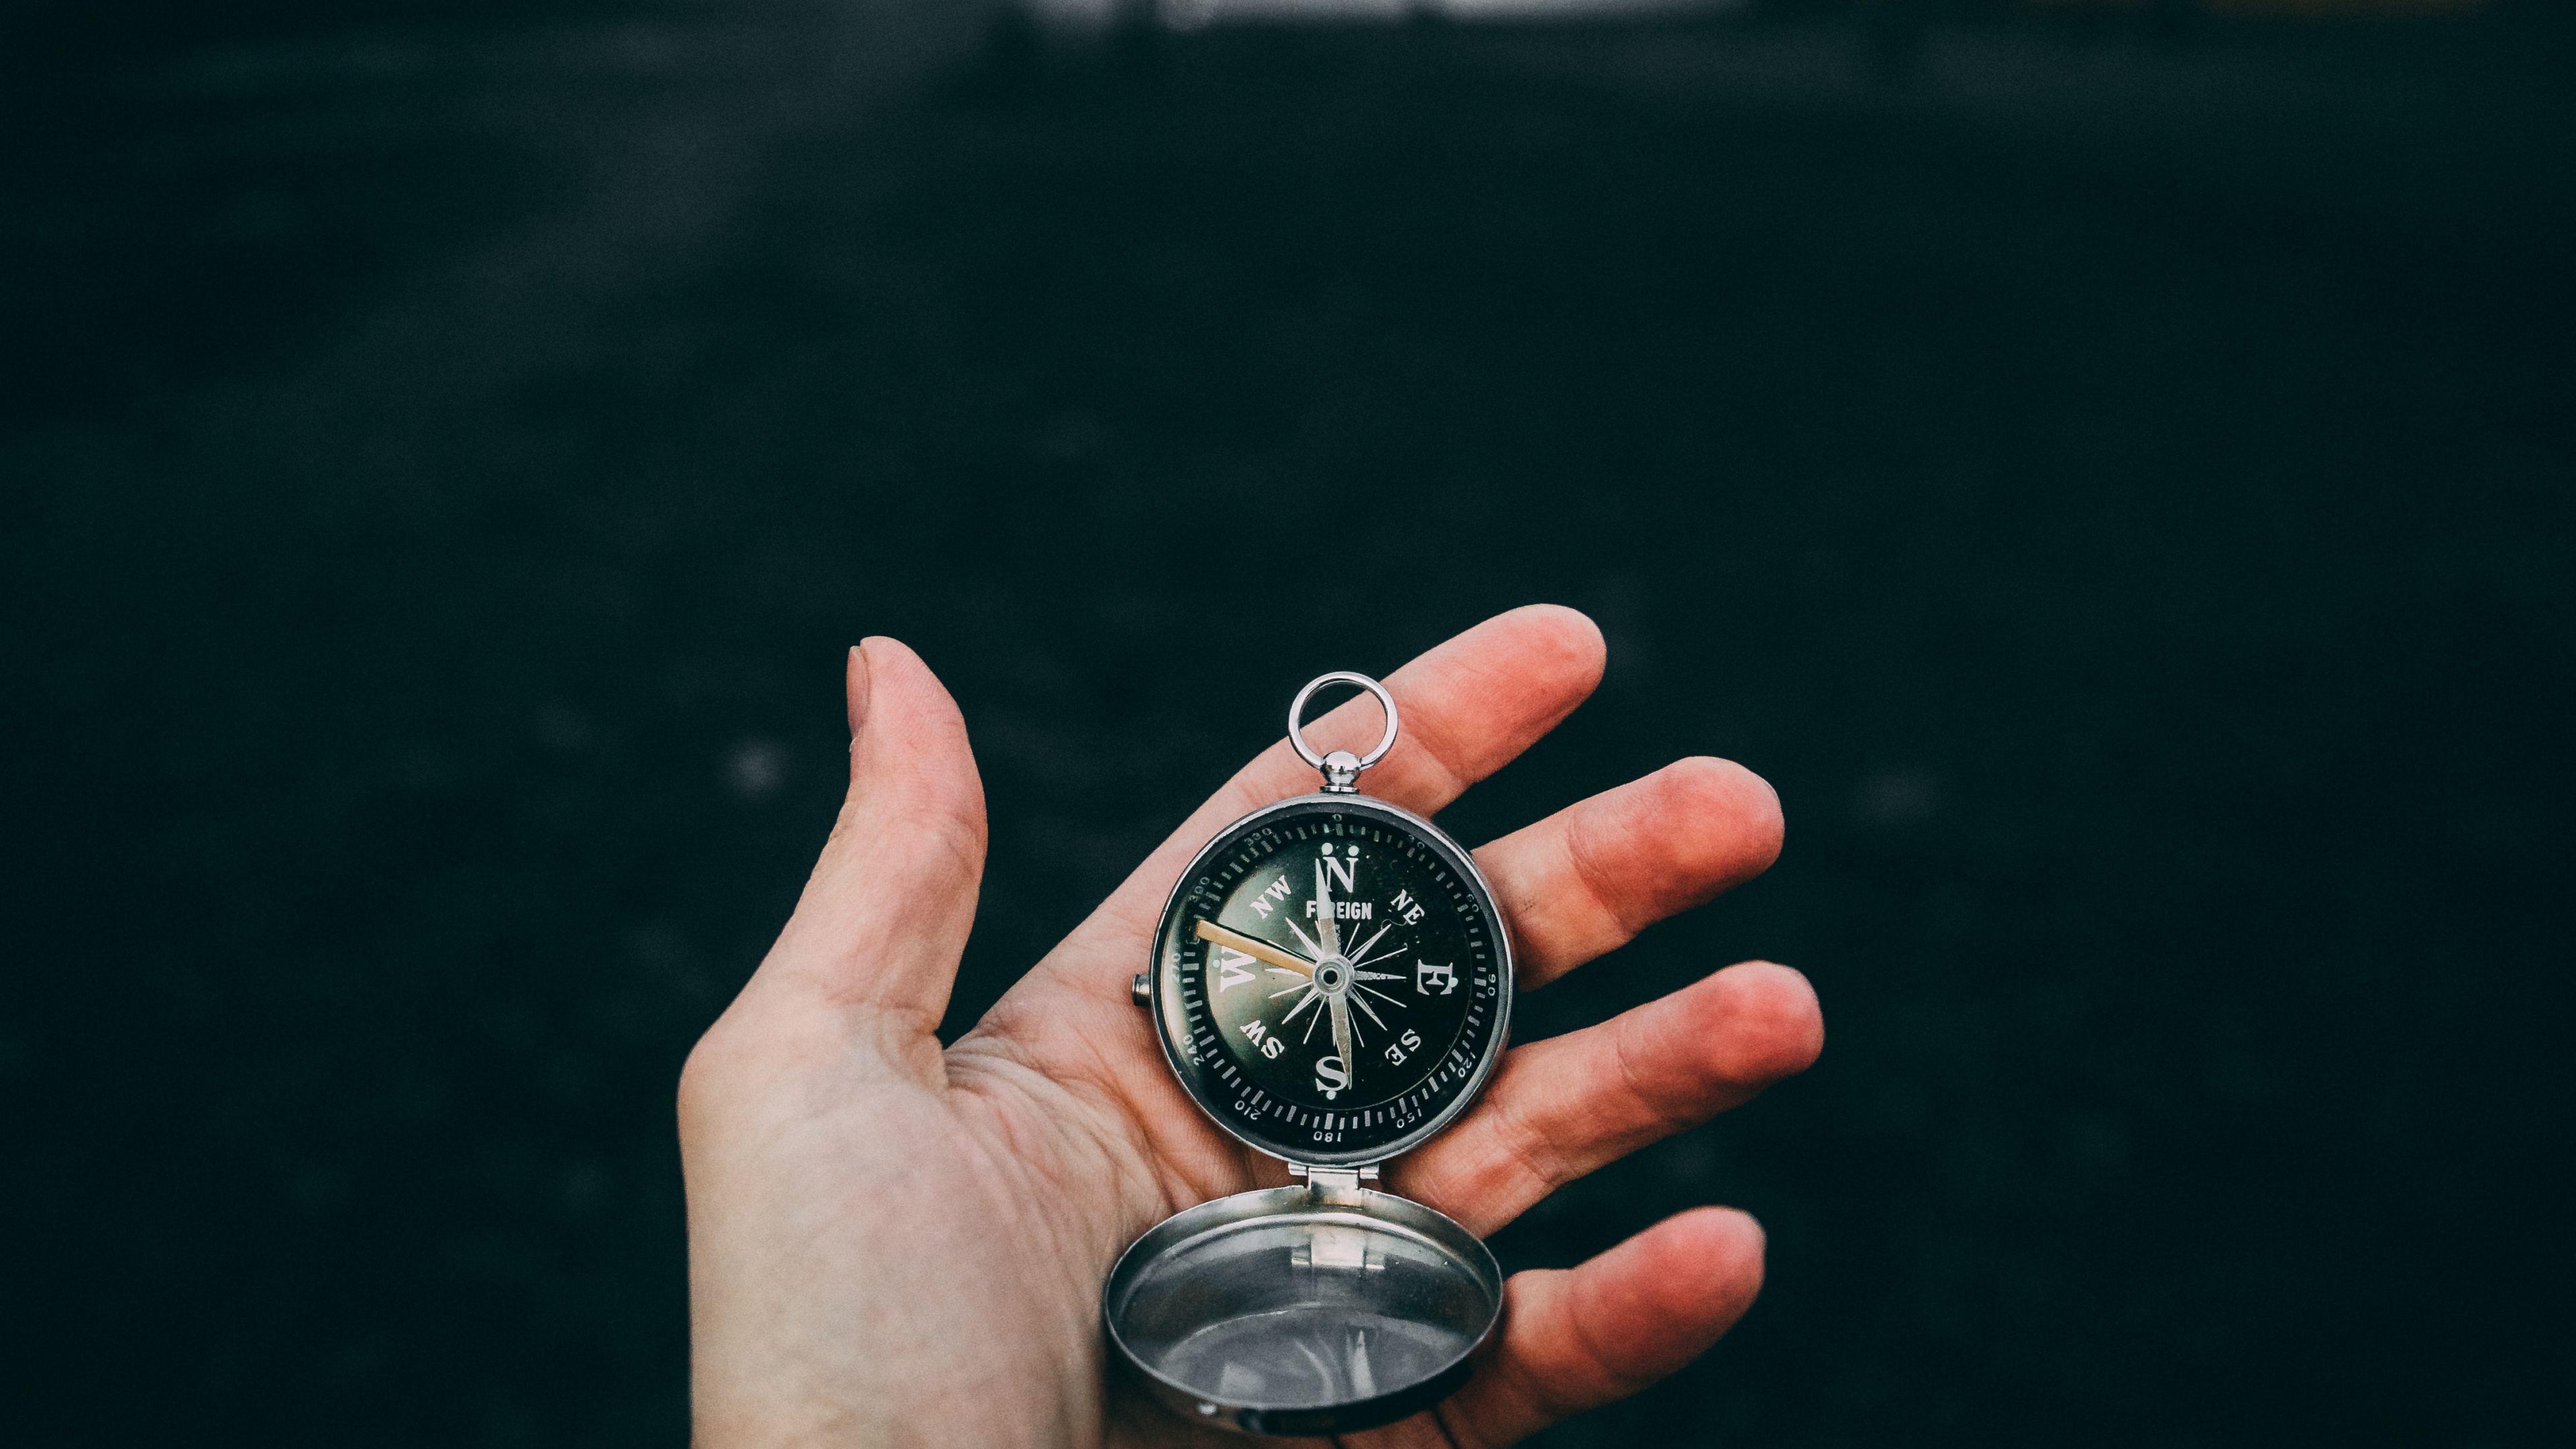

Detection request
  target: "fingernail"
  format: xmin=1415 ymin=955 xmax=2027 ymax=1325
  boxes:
xmin=846 ymin=643 xmax=873 ymax=741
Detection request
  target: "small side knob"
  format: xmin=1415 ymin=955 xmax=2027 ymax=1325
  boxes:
xmin=1130 ymin=973 xmax=1152 ymax=1008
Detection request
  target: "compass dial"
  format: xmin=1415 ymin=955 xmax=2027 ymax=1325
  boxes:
xmin=1150 ymin=795 xmax=1511 ymax=1166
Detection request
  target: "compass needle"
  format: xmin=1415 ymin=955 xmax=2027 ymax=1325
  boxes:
xmin=1329 ymin=991 xmax=1355 ymax=1077
xmin=1193 ymin=918 xmax=1312 ymax=976
xmin=1313 ymin=860 xmax=1343 ymax=959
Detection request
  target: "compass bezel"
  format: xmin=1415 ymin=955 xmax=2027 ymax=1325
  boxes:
xmin=1145 ymin=792 xmax=1515 ymax=1169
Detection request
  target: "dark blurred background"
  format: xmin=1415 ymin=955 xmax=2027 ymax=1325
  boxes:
xmin=4 ymin=0 xmax=2571 ymax=1443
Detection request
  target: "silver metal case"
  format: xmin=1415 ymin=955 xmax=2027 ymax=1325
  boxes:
xmin=1103 ymin=1183 xmax=1505 ymax=1436
xmin=1103 ymin=674 xmax=1519 ymax=1436
xmin=1144 ymin=791 xmax=1516 ymax=1169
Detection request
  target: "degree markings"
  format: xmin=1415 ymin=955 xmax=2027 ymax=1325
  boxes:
xmin=1165 ymin=807 xmax=1502 ymax=1150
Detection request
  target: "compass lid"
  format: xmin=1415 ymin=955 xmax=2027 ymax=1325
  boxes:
xmin=1102 ymin=1181 xmax=1503 ymax=1437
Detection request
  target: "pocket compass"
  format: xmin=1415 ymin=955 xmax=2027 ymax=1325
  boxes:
xmin=1104 ymin=673 xmax=1514 ymax=1436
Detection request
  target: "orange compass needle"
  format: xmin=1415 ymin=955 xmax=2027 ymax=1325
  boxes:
xmin=1192 ymin=918 xmax=1313 ymax=977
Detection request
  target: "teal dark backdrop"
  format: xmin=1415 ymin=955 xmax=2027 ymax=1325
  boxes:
xmin=4 ymin=4 xmax=2570 ymax=1444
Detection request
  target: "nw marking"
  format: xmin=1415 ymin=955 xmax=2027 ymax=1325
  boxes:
xmin=1246 ymin=874 xmax=1295 ymax=918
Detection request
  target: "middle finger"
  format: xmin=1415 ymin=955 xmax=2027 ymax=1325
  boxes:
xmin=1391 ymin=959 xmax=1823 ymax=1237
xmin=1475 ymin=755 xmax=1783 ymax=991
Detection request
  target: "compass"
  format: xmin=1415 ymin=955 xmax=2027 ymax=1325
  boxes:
xmin=1104 ymin=673 xmax=1515 ymax=1436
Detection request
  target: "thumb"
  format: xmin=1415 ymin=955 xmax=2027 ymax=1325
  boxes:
xmin=751 ymin=637 xmax=987 ymax=1042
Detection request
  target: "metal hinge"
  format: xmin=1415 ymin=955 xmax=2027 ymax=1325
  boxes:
xmin=1288 ymin=1163 xmax=1380 ymax=1193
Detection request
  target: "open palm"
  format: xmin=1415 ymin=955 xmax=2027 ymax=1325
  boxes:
xmin=680 ymin=606 xmax=1822 ymax=1448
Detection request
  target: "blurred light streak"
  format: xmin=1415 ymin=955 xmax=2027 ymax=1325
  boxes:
xmin=1026 ymin=0 xmax=1746 ymax=33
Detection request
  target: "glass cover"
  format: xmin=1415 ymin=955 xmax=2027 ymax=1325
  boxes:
xmin=1149 ymin=796 xmax=1513 ymax=1167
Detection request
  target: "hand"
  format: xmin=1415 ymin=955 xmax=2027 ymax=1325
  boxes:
xmin=680 ymin=606 xmax=1823 ymax=1448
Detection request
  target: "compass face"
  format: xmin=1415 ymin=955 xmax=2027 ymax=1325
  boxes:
xmin=1149 ymin=795 xmax=1512 ymax=1166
